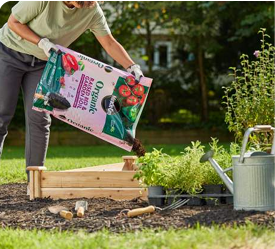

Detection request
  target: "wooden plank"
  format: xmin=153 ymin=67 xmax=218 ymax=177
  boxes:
xmin=122 ymin=156 xmax=138 ymax=171
xmin=61 ymin=163 xmax=124 ymax=172
xmin=27 ymin=166 xmax=47 ymax=171
xmin=41 ymin=171 xmax=140 ymax=188
xmin=29 ymin=171 xmax=34 ymax=200
xmin=122 ymin=156 xmax=138 ymax=160
xmin=41 ymin=188 xmax=147 ymax=200
xmin=34 ymin=171 xmax=41 ymax=198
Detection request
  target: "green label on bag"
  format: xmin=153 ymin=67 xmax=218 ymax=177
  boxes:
xmin=33 ymin=52 xmax=65 ymax=111
xmin=102 ymin=77 xmax=148 ymax=141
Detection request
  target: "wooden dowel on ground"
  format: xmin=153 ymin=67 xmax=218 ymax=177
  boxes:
xmin=60 ymin=210 xmax=73 ymax=220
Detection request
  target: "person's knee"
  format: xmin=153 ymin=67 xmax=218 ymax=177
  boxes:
xmin=0 ymin=114 xmax=13 ymax=132
xmin=27 ymin=111 xmax=51 ymax=132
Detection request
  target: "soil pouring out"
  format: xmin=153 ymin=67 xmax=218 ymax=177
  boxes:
xmin=132 ymin=138 xmax=146 ymax=157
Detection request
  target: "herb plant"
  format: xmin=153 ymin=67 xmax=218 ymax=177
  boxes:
xmin=135 ymin=139 xmax=236 ymax=195
xmin=202 ymin=138 xmax=234 ymax=185
xmin=134 ymin=148 xmax=171 ymax=187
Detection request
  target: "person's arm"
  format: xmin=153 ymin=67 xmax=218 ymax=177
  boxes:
xmin=7 ymin=14 xmax=41 ymax=45
xmin=7 ymin=14 xmax=58 ymax=57
xmin=96 ymin=34 xmax=134 ymax=69
xmin=97 ymin=34 xmax=143 ymax=82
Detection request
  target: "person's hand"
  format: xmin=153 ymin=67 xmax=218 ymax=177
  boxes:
xmin=38 ymin=38 xmax=59 ymax=57
xmin=127 ymin=64 xmax=144 ymax=83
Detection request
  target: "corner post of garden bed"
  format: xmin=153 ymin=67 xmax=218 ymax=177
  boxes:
xmin=26 ymin=166 xmax=47 ymax=200
xmin=122 ymin=156 xmax=138 ymax=171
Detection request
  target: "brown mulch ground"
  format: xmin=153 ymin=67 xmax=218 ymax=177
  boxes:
xmin=0 ymin=183 xmax=274 ymax=233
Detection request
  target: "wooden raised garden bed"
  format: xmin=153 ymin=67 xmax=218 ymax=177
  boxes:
xmin=27 ymin=156 xmax=147 ymax=201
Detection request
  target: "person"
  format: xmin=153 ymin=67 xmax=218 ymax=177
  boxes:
xmin=0 ymin=1 xmax=143 ymax=189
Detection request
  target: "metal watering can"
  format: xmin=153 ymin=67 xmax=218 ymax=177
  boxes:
xmin=200 ymin=125 xmax=275 ymax=211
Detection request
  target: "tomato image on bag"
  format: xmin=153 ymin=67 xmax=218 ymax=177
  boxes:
xmin=126 ymin=95 xmax=139 ymax=106
xmin=132 ymin=84 xmax=145 ymax=96
xmin=33 ymin=46 xmax=152 ymax=151
xmin=118 ymin=85 xmax=131 ymax=97
xmin=139 ymin=94 xmax=146 ymax=105
xmin=125 ymin=75 xmax=136 ymax=87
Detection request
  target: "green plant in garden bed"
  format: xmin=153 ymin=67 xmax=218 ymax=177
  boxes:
xmin=223 ymin=28 xmax=274 ymax=147
xmin=134 ymin=139 xmax=236 ymax=195
xmin=133 ymin=148 xmax=174 ymax=187
xmin=172 ymin=141 xmax=206 ymax=194
xmin=202 ymin=138 xmax=237 ymax=185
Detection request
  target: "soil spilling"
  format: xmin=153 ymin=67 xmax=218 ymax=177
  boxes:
xmin=132 ymin=138 xmax=146 ymax=157
xmin=0 ymin=183 xmax=274 ymax=233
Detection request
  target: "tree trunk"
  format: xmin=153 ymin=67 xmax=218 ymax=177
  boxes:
xmin=197 ymin=42 xmax=208 ymax=122
xmin=145 ymin=18 xmax=153 ymax=75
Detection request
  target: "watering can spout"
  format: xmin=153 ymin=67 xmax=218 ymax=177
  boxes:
xmin=200 ymin=150 xmax=234 ymax=194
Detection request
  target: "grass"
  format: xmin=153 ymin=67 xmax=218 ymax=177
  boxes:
xmin=0 ymin=143 xmax=230 ymax=184
xmin=0 ymin=144 xmax=185 ymax=184
xmin=0 ymin=223 xmax=274 ymax=249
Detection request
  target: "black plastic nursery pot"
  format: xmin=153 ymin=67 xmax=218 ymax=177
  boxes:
xmin=202 ymin=184 xmax=223 ymax=205
xmin=187 ymin=196 xmax=204 ymax=206
xmin=166 ymin=189 xmax=183 ymax=206
xmin=148 ymin=186 xmax=165 ymax=206
xmin=147 ymin=185 xmax=233 ymax=207
xmin=162 ymin=185 xmax=233 ymax=206
xmin=222 ymin=187 xmax=233 ymax=205
xmin=165 ymin=189 xmax=203 ymax=206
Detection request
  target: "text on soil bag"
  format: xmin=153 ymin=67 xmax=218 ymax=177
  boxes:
xmin=89 ymin=81 xmax=104 ymax=114
xmin=78 ymin=54 xmax=104 ymax=69
xmin=73 ymin=74 xmax=94 ymax=111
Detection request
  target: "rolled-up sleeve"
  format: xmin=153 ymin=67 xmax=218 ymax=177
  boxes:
xmin=12 ymin=1 xmax=46 ymax=24
xmin=89 ymin=4 xmax=111 ymax=37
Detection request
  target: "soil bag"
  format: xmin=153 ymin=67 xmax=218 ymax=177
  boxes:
xmin=33 ymin=46 xmax=152 ymax=151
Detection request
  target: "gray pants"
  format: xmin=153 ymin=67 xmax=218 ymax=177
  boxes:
xmin=0 ymin=42 xmax=51 ymax=176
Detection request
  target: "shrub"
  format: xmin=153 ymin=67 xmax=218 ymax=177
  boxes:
xmin=223 ymin=28 xmax=274 ymax=146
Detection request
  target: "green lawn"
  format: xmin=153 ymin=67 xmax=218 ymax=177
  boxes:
xmin=1 ymin=144 xmax=273 ymax=249
xmin=0 ymin=224 xmax=274 ymax=249
xmin=1 ymin=143 xmax=230 ymax=184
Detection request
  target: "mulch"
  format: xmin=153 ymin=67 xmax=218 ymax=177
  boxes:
xmin=0 ymin=183 xmax=274 ymax=233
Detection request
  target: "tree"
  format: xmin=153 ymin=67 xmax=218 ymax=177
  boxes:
xmin=0 ymin=1 xmax=273 ymax=129
xmin=105 ymin=2 xmax=171 ymax=75
xmin=0 ymin=2 xmax=17 ymax=27
xmin=213 ymin=1 xmax=274 ymax=72
xmin=104 ymin=2 xmax=174 ymax=125
xmin=167 ymin=2 xmax=223 ymax=122
xmin=166 ymin=1 xmax=274 ymax=122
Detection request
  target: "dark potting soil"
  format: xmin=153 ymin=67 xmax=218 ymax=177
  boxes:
xmin=0 ymin=183 xmax=274 ymax=233
xmin=132 ymin=138 xmax=146 ymax=157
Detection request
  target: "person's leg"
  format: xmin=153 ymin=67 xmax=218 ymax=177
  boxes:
xmin=0 ymin=44 xmax=24 ymax=158
xmin=21 ymin=64 xmax=51 ymax=173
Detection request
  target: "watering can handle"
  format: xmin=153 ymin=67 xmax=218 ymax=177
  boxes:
xmin=239 ymin=125 xmax=275 ymax=163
